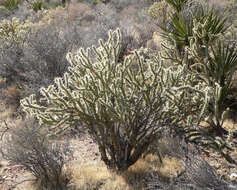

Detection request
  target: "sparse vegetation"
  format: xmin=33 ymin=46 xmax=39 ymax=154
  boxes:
xmin=0 ymin=0 xmax=236 ymax=189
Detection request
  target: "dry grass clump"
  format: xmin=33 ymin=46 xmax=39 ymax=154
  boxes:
xmin=70 ymin=153 xmax=185 ymax=190
xmin=71 ymin=161 xmax=131 ymax=190
xmin=158 ymin=157 xmax=185 ymax=178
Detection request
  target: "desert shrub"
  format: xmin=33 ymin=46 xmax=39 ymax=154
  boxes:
xmin=22 ymin=25 xmax=74 ymax=87
xmin=21 ymin=29 xmax=211 ymax=171
xmin=0 ymin=119 xmax=72 ymax=190
xmin=0 ymin=2 xmax=156 ymax=96
xmin=0 ymin=17 xmax=31 ymax=85
xmin=148 ymin=1 xmax=169 ymax=26
xmin=0 ymin=16 xmax=82 ymax=94
xmin=65 ymin=2 xmax=94 ymax=23
xmin=109 ymin=0 xmax=151 ymax=10
xmin=0 ymin=42 xmax=29 ymax=85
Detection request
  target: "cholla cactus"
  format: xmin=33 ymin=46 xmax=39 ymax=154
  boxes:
xmin=0 ymin=17 xmax=31 ymax=44
xmin=21 ymin=29 xmax=209 ymax=171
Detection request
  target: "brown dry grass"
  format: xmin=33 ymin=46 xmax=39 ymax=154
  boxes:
xmin=70 ymin=154 xmax=184 ymax=190
xmin=158 ymin=157 xmax=185 ymax=178
xmin=71 ymin=161 xmax=129 ymax=190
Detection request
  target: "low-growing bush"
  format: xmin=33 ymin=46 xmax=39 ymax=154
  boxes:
xmin=0 ymin=17 xmax=82 ymax=93
xmin=0 ymin=119 xmax=72 ymax=190
xmin=0 ymin=17 xmax=31 ymax=85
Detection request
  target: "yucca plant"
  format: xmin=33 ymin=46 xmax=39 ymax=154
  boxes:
xmin=207 ymin=41 xmax=237 ymax=88
xmin=160 ymin=13 xmax=193 ymax=59
xmin=2 ymin=0 xmax=21 ymax=11
xmin=191 ymin=10 xmax=229 ymax=48
xmin=191 ymin=41 xmax=237 ymax=134
xmin=32 ymin=0 xmax=45 ymax=12
xmin=160 ymin=2 xmax=229 ymax=63
xmin=159 ymin=1 xmax=236 ymax=158
xmin=164 ymin=0 xmax=187 ymax=13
